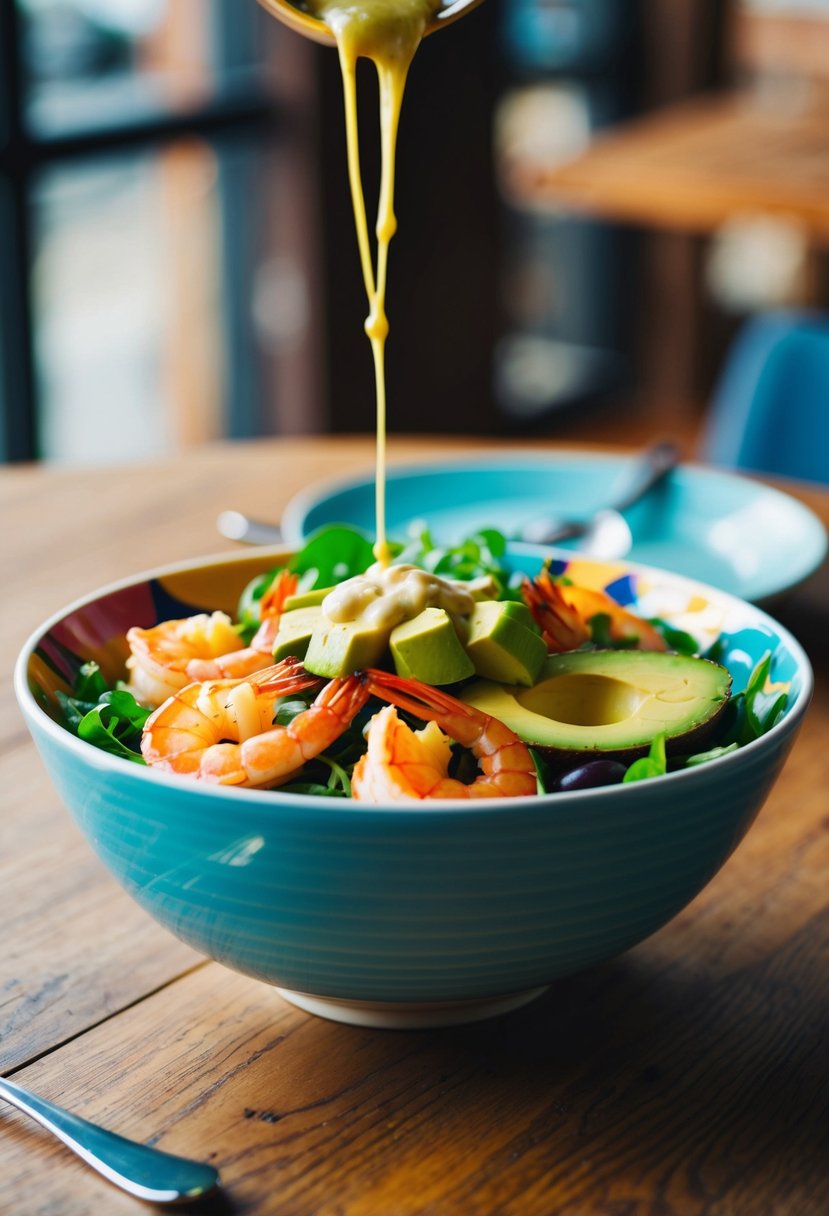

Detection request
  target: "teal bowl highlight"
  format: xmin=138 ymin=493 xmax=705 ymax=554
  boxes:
xmin=14 ymin=545 xmax=812 ymax=1028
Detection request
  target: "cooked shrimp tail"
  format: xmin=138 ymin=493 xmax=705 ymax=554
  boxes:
xmin=522 ymin=569 xmax=668 ymax=653
xmin=184 ymin=569 xmax=300 ymax=683
xmin=126 ymin=570 xmax=299 ymax=706
xmin=141 ymin=658 xmax=369 ymax=789
xmin=353 ymin=669 xmax=537 ymax=801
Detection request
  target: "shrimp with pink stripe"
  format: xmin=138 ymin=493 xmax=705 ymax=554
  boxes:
xmin=141 ymin=656 xmax=370 ymax=789
xmin=352 ymin=669 xmax=537 ymax=802
xmin=126 ymin=570 xmax=298 ymax=707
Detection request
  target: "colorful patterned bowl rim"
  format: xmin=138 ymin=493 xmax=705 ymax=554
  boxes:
xmin=14 ymin=544 xmax=814 ymax=813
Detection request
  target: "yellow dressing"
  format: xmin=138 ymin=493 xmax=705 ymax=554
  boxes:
xmin=305 ymin=0 xmax=441 ymax=564
xmin=322 ymin=562 xmax=497 ymax=630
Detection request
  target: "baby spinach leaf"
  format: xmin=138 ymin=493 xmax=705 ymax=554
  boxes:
xmin=623 ymin=734 xmax=667 ymax=783
xmin=683 ymin=742 xmax=739 ymax=767
xmin=289 ymin=525 xmax=375 ymax=588
xmin=649 ymin=619 xmax=700 ymax=656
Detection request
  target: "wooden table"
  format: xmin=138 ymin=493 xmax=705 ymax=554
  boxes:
xmin=504 ymin=86 xmax=829 ymax=245
xmin=2 ymin=435 xmax=829 ymax=1215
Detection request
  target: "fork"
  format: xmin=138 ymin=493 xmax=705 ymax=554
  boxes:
xmin=0 ymin=1076 xmax=220 ymax=1204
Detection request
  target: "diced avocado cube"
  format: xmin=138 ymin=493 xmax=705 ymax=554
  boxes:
xmin=271 ymin=606 xmax=322 ymax=663
xmin=465 ymin=600 xmax=547 ymax=686
xmin=283 ymin=586 xmax=333 ymax=612
xmin=501 ymin=599 xmax=540 ymax=633
xmin=390 ymin=607 xmax=475 ymax=686
xmin=304 ymin=619 xmax=390 ymax=678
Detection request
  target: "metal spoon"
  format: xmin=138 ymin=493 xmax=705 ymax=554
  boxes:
xmin=0 ymin=1076 xmax=220 ymax=1205
xmin=256 ymin=0 xmax=483 ymax=47
xmin=217 ymin=440 xmax=679 ymax=554
xmin=518 ymin=439 xmax=679 ymax=549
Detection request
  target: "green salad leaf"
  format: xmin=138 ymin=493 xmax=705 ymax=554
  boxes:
xmin=56 ymin=525 xmax=791 ymax=797
xmin=529 ymin=747 xmax=552 ymax=795
xmin=623 ymin=734 xmax=667 ymax=783
xmin=237 ymin=525 xmax=377 ymax=636
xmin=57 ymin=663 xmax=150 ymax=763
xmin=718 ymin=652 xmax=789 ymax=748
xmin=587 ymin=612 xmax=640 ymax=650
xmin=648 ymin=619 xmax=700 ymax=656
xmin=289 ymin=525 xmax=376 ymax=587
xmin=392 ymin=525 xmax=522 ymax=599
xmin=683 ymin=742 xmax=739 ymax=767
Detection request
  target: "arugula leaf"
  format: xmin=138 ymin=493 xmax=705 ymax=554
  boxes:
xmin=719 ymin=651 xmax=789 ymax=747
xmin=56 ymin=665 xmax=150 ymax=763
xmin=74 ymin=661 xmax=109 ymax=702
xmin=277 ymin=753 xmax=353 ymax=798
xmin=623 ymin=734 xmax=667 ymax=783
xmin=76 ymin=692 xmax=151 ymax=763
xmin=392 ymin=526 xmax=512 ymax=593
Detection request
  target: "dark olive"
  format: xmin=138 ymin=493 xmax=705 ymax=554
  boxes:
xmin=556 ymin=759 xmax=628 ymax=792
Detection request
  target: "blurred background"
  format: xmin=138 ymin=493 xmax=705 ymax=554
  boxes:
xmin=1 ymin=0 xmax=828 ymax=465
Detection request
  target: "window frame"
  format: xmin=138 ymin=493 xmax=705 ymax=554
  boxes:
xmin=0 ymin=0 xmax=282 ymax=461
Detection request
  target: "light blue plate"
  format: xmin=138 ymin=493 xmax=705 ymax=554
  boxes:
xmin=281 ymin=452 xmax=827 ymax=604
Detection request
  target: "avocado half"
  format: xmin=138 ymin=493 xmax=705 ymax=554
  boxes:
xmin=460 ymin=650 xmax=732 ymax=768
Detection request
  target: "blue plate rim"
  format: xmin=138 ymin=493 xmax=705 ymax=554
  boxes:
xmin=280 ymin=450 xmax=828 ymax=605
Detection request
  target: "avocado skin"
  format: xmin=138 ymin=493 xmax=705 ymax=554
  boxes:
xmin=460 ymin=650 xmax=732 ymax=771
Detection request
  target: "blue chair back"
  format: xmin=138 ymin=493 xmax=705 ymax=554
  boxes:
xmin=701 ymin=311 xmax=829 ymax=485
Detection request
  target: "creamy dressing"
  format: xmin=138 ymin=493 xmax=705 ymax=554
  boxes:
xmin=323 ymin=562 xmax=497 ymax=630
xmin=305 ymin=0 xmax=442 ymax=565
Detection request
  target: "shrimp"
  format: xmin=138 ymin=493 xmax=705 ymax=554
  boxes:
xmin=141 ymin=657 xmax=370 ymax=789
xmin=352 ymin=669 xmax=537 ymax=801
xmin=126 ymin=570 xmax=299 ymax=707
xmin=522 ymin=569 xmax=668 ymax=653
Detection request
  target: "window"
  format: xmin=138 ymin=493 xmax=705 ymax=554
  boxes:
xmin=0 ymin=0 xmax=322 ymax=462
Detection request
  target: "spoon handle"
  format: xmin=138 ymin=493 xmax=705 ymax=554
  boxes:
xmin=217 ymin=509 xmax=283 ymax=546
xmin=0 ymin=1077 xmax=220 ymax=1204
xmin=609 ymin=439 xmax=679 ymax=513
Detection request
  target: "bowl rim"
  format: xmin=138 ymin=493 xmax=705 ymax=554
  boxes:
xmin=13 ymin=543 xmax=815 ymax=816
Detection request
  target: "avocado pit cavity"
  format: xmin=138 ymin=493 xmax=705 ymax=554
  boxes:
xmin=518 ymin=673 xmax=652 ymax=728
xmin=461 ymin=650 xmax=732 ymax=767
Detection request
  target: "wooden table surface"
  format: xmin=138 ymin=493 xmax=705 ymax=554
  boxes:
xmin=504 ymin=86 xmax=829 ymax=245
xmin=2 ymin=435 xmax=829 ymax=1216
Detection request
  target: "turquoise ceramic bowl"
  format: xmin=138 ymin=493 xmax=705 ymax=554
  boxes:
xmin=14 ymin=546 xmax=812 ymax=1028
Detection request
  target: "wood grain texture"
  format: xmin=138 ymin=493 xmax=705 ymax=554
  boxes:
xmin=1 ymin=436 xmax=828 ymax=1215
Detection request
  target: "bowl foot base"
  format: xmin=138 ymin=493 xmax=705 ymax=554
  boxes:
xmin=275 ymin=985 xmax=549 ymax=1029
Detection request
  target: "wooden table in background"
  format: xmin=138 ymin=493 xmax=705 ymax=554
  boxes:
xmin=2 ymin=435 xmax=829 ymax=1216
xmin=505 ymin=87 xmax=829 ymax=245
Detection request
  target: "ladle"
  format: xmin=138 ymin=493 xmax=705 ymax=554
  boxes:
xmin=256 ymin=0 xmax=483 ymax=47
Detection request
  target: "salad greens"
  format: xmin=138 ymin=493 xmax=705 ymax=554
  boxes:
xmin=53 ymin=524 xmax=791 ymax=792
xmin=57 ymin=662 xmax=150 ymax=764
